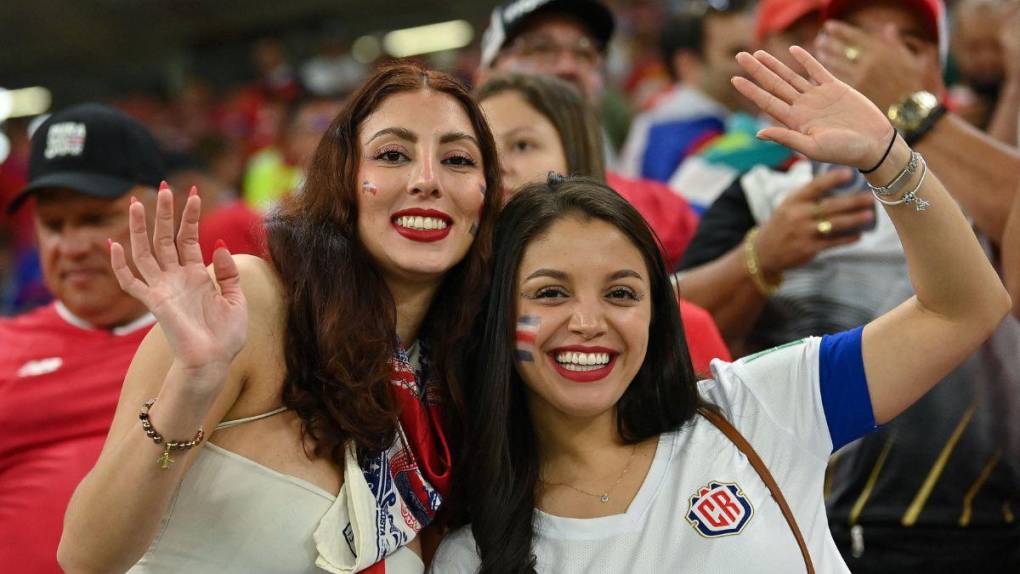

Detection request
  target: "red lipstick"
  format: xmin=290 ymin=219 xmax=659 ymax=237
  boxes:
xmin=547 ymin=345 xmax=618 ymax=383
xmin=391 ymin=208 xmax=453 ymax=243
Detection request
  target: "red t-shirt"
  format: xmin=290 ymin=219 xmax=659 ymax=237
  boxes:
xmin=607 ymin=172 xmax=699 ymax=270
xmin=0 ymin=303 xmax=152 ymax=573
xmin=678 ymin=298 xmax=732 ymax=377
xmin=198 ymin=201 xmax=267 ymax=264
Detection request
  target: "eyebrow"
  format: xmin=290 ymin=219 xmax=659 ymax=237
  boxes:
xmin=368 ymin=127 xmax=417 ymax=144
xmin=367 ymin=128 xmax=478 ymax=149
xmin=523 ymin=268 xmax=644 ymax=281
xmin=608 ymin=269 xmax=643 ymax=281
xmin=440 ymin=131 xmax=480 ymax=147
xmin=504 ymin=127 xmax=537 ymax=137
xmin=525 ymin=268 xmax=567 ymax=281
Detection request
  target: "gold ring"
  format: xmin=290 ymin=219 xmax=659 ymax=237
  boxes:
xmin=817 ymin=219 xmax=833 ymax=235
xmin=844 ymin=46 xmax=861 ymax=63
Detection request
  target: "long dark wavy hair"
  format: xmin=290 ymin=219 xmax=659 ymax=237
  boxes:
xmin=265 ymin=62 xmax=502 ymax=466
xmin=461 ymin=176 xmax=704 ymax=573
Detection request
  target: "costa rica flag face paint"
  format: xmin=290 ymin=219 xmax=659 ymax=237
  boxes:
xmin=516 ymin=314 xmax=541 ymax=362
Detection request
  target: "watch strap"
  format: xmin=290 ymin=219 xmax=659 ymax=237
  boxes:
xmin=902 ymin=104 xmax=948 ymax=146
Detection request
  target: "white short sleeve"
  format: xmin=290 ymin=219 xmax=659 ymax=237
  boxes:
xmin=703 ymin=337 xmax=832 ymax=460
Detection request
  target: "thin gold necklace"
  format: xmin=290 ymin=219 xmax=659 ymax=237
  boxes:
xmin=539 ymin=443 xmax=639 ymax=503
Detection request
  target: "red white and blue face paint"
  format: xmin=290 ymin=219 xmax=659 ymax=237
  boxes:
xmin=479 ymin=183 xmax=487 ymax=196
xmin=362 ymin=180 xmax=379 ymax=195
xmin=516 ymin=314 xmax=541 ymax=362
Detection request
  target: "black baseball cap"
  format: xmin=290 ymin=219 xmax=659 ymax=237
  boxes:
xmin=480 ymin=0 xmax=616 ymax=68
xmin=7 ymin=102 xmax=165 ymax=213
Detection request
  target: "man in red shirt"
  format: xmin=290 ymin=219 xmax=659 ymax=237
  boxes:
xmin=477 ymin=0 xmax=700 ymax=269
xmin=0 ymin=103 xmax=162 ymax=573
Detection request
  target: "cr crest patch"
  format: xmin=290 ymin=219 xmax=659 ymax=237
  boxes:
xmin=44 ymin=122 xmax=87 ymax=159
xmin=686 ymin=481 xmax=754 ymax=537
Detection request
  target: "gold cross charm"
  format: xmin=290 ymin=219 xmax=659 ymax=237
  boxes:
xmin=157 ymin=450 xmax=175 ymax=469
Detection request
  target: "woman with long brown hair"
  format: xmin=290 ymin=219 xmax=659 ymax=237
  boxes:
xmin=58 ymin=63 xmax=500 ymax=574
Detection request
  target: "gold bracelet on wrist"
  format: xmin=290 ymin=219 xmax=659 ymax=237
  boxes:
xmin=744 ymin=227 xmax=783 ymax=296
xmin=139 ymin=399 xmax=204 ymax=469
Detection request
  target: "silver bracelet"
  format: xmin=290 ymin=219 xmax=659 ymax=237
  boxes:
xmin=868 ymin=151 xmax=920 ymax=197
xmin=871 ymin=155 xmax=930 ymax=212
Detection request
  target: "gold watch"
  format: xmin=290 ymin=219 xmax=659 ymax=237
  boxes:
xmin=887 ymin=91 xmax=946 ymax=145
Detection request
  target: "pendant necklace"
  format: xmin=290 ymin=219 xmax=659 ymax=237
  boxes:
xmin=539 ymin=442 xmax=639 ymax=504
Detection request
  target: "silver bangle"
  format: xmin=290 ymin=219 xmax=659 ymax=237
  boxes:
xmin=868 ymin=151 xmax=920 ymax=197
xmin=871 ymin=155 xmax=931 ymax=212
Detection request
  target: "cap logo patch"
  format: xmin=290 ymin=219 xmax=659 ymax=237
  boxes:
xmin=44 ymin=122 xmax=87 ymax=159
xmin=686 ymin=481 xmax=754 ymax=538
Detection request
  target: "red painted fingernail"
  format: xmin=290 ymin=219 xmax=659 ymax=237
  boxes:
xmin=130 ymin=196 xmax=138 ymax=205
xmin=159 ymin=180 xmax=169 ymax=191
xmin=214 ymin=239 xmax=227 ymax=251
xmin=189 ymin=185 xmax=198 ymax=197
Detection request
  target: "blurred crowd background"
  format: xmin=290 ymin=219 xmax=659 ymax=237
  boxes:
xmin=0 ymin=0 xmax=1013 ymax=315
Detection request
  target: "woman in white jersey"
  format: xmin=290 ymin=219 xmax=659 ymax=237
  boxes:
xmin=59 ymin=63 xmax=501 ymax=574
xmin=432 ymin=47 xmax=1010 ymax=573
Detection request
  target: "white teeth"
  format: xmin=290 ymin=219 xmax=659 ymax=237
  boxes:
xmin=555 ymin=352 xmax=611 ymax=368
xmin=395 ymin=216 xmax=448 ymax=231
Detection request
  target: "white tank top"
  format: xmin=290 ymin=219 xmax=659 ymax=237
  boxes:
xmin=127 ymin=408 xmax=425 ymax=574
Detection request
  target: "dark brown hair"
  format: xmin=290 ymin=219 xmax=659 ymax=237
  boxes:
xmin=462 ymin=176 xmax=702 ymax=573
xmin=475 ymin=73 xmax=606 ymax=183
xmin=265 ymin=62 xmax=502 ymax=465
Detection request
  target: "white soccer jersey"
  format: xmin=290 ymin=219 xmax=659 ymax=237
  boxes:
xmin=432 ymin=331 xmax=873 ymax=574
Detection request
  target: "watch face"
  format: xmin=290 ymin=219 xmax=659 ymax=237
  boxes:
xmin=888 ymin=91 xmax=938 ymax=131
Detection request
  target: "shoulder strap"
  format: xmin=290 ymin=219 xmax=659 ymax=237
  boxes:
xmin=215 ymin=406 xmax=289 ymax=431
xmin=698 ymin=406 xmax=815 ymax=574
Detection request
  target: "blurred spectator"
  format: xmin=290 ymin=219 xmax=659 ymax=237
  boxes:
xmin=619 ymin=0 xmax=755 ymax=184
xmin=164 ymin=148 xmax=265 ymax=263
xmin=984 ymin=2 xmax=1020 ymax=146
xmin=0 ymin=117 xmax=50 ymax=315
xmin=243 ymin=95 xmax=342 ymax=211
xmin=478 ymin=0 xmax=701 ymax=266
xmin=609 ymin=0 xmax=673 ymax=114
xmin=301 ymin=32 xmax=368 ymax=97
xmin=0 ymin=103 xmax=160 ymax=574
xmin=194 ymin=133 xmax=246 ymax=193
xmin=667 ymin=0 xmax=822 ymax=212
xmin=252 ymin=37 xmax=302 ymax=103
xmin=948 ymin=0 xmax=1010 ymax=129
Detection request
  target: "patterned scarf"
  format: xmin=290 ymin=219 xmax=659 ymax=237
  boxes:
xmin=358 ymin=341 xmax=452 ymax=571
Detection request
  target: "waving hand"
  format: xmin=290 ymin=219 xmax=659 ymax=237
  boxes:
xmin=732 ymin=46 xmax=894 ymax=171
xmin=110 ymin=185 xmax=248 ymax=378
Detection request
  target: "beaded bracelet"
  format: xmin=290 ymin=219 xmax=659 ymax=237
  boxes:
xmin=139 ymin=399 xmax=204 ymax=469
xmin=744 ymin=227 xmax=783 ymax=296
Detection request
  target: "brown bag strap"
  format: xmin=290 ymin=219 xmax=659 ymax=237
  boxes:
xmin=698 ymin=407 xmax=815 ymax=574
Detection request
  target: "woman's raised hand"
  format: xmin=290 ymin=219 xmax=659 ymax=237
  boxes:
xmin=110 ymin=184 xmax=248 ymax=375
xmin=732 ymin=46 xmax=894 ymax=170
